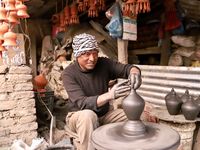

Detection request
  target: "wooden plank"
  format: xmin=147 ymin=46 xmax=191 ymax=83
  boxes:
xmin=129 ymin=47 xmax=161 ymax=55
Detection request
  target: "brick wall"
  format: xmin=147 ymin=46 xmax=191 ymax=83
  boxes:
xmin=0 ymin=65 xmax=38 ymax=147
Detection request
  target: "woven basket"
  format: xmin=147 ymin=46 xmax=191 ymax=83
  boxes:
xmin=179 ymin=0 xmax=200 ymax=21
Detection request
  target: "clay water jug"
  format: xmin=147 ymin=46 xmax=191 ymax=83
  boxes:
xmin=181 ymin=96 xmax=199 ymax=120
xmin=194 ymin=96 xmax=200 ymax=117
xmin=122 ymin=74 xmax=144 ymax=120
xmin=165 ymin=88 xmax=182 ymax=115
xmin=181 ymin=89 xmax=190 ymax=103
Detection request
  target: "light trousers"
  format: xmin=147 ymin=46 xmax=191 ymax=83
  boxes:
xmin=65 ymin=108 xmax=127 ymax=150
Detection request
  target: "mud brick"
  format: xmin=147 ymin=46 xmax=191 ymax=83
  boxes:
xmin=0 ymin=100 xmax=16 ymax=110
xmin=14 ymin=82 xmax=33 ymax=91
xmin=9 ymin=66 xmax=32 ymax=74
xmin=6 ymin=74 xmax=32 ymax=83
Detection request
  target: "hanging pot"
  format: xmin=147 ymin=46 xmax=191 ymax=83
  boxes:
xmin=7 ymin=11 xmax=20 ymax=24
xmin=64 ymin=5 xmax=70 ymax=25
xmin=0 ymin=40 xmax=5 ymax=51
xmin=2 ymin=30 xmax=17 ymax=46
xmin=0 ymin=22 xmax=9 ymax=40
xmin=0 ymin=6 xmax=7 ymax=21
xmin=16 ymin=3 xmax=29 ymax=18
xmin=4 ymin=0 xmax=16 ymax=11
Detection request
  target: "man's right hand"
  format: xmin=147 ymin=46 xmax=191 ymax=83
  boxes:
xmin=109 ymin=79 xmax=131 ymax=99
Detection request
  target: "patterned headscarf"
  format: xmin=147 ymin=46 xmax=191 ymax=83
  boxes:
xmin=72 ymin=33 xmax=99 ymax=57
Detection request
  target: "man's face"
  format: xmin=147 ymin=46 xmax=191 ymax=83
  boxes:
xmin=77 ymin=50 xmax=99 ymax=71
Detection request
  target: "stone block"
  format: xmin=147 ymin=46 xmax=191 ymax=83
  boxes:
xmin=9 ymin=66 xmax=32 ymax=74
xmin=0 ymin=82 xmax=14 ymax=93
xmin=9 ymin=91 xmax=34 ymax=100
xmin=14 ymin=82 xmax=33 ymax=91
xmin=9 ymin=107 xmax=36 ymax=117
xmin=0 ymin=100 xmax=16 ymax=110
xmin=0 ymin=128 xmax=10 ymax=137
xmin=10 ymin=122 xmax=38 ymax=134
xmin=0 ymin=75 xmax=6 ymax=84
xmin=19 ymin=115 xmax=37 ymax=124
xmin=0 ymin=118 xmax=16 ymax=127
xmin=0 ymin=93 xmax=8 ymax=101
xmin=17 ymin=99 xmax=36 ymax=108
xmin=6 ymin=74 xmax=32 ymax=83
xmin=0 ymin=136 xmax=13 ymax=147
xmin=0 ymin=65 xmax=8 ymax=74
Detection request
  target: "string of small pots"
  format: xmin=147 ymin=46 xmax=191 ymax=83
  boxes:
xmin=51 ymin=0 xmax=150 ymax=34
xmin=0 ymin=0 xmax=29 ymax=54
xmin=165 ymin=88 xmax=200 ymax=121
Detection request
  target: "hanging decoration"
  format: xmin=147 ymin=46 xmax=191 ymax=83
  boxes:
xmin=122 ymin=0 xmax=151 ymax=18
xmin=0 ymin=0 xmax=30 ymax=55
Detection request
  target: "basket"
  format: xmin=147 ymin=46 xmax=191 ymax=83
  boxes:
xmin=34 ymin=91 xmax=55 ymax=113
xmin=179 ymin=0 xmax=200 ymax=21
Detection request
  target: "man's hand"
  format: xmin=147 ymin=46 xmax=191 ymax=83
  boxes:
xmin=128 ymin=73 xmax=142 ymax=90
xmin=109 ymin=79 xmax=131 ymax=99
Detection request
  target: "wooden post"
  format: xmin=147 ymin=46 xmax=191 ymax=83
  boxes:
xmin=160 ymin=31 xmax=171 ymax=65
xmin=30 ymin=35 xmax=37 ymax=76
xmin=117 ymin=38 xmax=128 ymax=64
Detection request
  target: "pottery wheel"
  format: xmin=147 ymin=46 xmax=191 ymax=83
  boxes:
xmin=92 ymin=121 xmax=180 ymax=150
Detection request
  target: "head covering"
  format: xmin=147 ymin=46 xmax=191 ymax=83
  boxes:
xmin=72 ymin=33 xmax=99 ymax=57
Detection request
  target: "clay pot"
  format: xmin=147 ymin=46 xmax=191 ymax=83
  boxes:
xmin=181 ymin=89 xmax=190 ymax=103
xmin=59 ymin=11 xmax=65 ymax=27
xmin=122 ymin=74 xmax=144 ymax=120
xmin=181 ymin=96 xmax=199 ymax=120
xmin=194 ymin=96 xmax=200 ymax=117
xmin=0 ymin=6 xmax=7 ymax=21
xmin=4 ymin=0 xmax=16 ymax=11
xmin=33 ymin=73 xmax=48 ymax=89
xmin=165 ymin=88 xmax=182 ymax=115
xmin=7 ymin=11 xmax=20 ymax=24
xmin=64 ymin=5 xmax=70 ymax=25
xmin=16 ymin=3 xmax=29 ymax=18
xmin=0 ymin=23 xmax=9 ymax=40
xmin=2 ymin=30 xmax=17 ymax=46
xmin=0 ymin=40 xmax=5 ymax=51
xmin=70 ymin=4 xmax=79 ymax=24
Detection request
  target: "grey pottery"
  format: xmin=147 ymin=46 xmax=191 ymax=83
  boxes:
xmin=165 ymin=88 xmax=182 ymax=115
xmin=181 ymin=96 xmax=200 ymax=120
xmin=122 ymin=74 xmax=144 ymax=120
xmin=181 ymin=89 xmax=190 ymax=103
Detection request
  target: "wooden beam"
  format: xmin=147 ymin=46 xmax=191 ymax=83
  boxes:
xmin=129 ymin=47 xmax=161 ymax=55
xmin=117 ymin=39 xmax=128 ymax=64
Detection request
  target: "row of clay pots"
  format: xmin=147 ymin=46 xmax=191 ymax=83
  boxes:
xmin=0 ymin=2 xmax=29 ymax=22
xmin=165 ymin=88 xmax=200 ymax=121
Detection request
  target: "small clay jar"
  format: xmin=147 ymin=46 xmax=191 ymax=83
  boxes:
xmin=181 ymin=96 xmax=199 ymax=120
xmin=165 ymin=88 xmax=182 ymax=115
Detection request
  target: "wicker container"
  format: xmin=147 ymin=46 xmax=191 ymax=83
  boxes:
xmin=179 ymin=0 xmax=200 ymax=21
